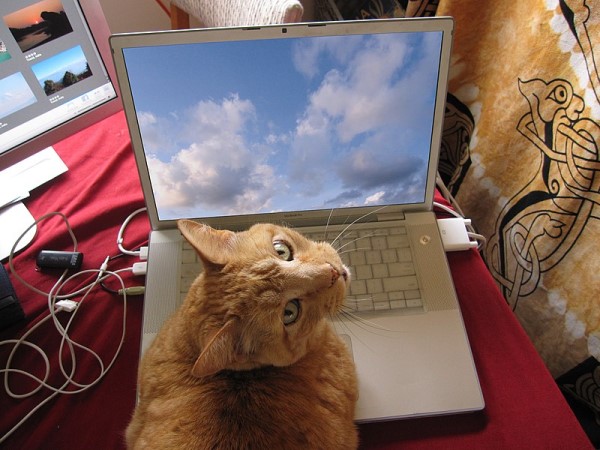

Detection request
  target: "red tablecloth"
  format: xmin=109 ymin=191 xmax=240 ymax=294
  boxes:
xmin=0 ymin=111 xmax=592 ymax=449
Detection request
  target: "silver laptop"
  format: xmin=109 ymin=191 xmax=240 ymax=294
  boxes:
xmin=110 ymin=17 xmax=484 ymax=422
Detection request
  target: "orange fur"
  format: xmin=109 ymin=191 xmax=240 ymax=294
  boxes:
xmin=126 ymin=221 xmax=358 ymax=449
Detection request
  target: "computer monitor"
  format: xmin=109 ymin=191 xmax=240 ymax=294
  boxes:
xmin=0 ymin=0 xmax=121 ymax=171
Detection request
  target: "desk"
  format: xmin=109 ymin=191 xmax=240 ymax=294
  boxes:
xmin=0 ymin=112 xmax=592 ymax=449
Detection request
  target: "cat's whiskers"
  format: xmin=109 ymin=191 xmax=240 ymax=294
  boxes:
xmin=327 ymin=311 xmax=377 ymax=353
xmin=332 ymin=310 xmax=398 ymax=357
xmin=322 ymin=207 xmax=404 ymax=342
xmin=324 ymin=208 xmax=336 ymax=244
xmin=329 ymin=205 xmax=389 ymax=248
xmin=332 ymin=291 xmax=402 ymax=334
xmin=337 ymin=243 xmax=374 ymax=256
xmin=334 ymin=232 xmax=380 ymax=253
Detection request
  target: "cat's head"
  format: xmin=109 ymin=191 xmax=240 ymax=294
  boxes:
xmin=177 ymin=219 xmax=350 ymax=378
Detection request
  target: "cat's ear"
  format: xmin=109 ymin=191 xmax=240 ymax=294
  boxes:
xmin=177 ymin=219 xmax=236 ymax=267
xmin=191 ymin=320 xmax=246 ymax=378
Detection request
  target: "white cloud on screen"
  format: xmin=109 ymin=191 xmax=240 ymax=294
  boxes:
xmin=146 ymin=94 xmax=278 ymax=215
xmin=291 ymin=35 xmax=360 ymax=79
xmin=300 ymin=38 xmax=409 ymax=141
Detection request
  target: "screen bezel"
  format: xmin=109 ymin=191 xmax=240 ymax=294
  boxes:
xmin=111 ymin=18 xmax=454 ymax=231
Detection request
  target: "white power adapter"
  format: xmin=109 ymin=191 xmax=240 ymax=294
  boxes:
xmin=436 ymin=218 xmax=478 ymax=251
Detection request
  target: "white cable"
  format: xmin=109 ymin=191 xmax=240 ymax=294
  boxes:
xmin=435 ymin=172 xmax=467 ymax=218
xmin=433 ymin=200 xmax=463 ymax=220
xmin=0 ymin=268 xmax=128 ymax=444
xmin=434 ymin=173 xmax=486 ymax=250
xmin=1 ymin=213 xmax=129 ymax=445
xmin=8 ymin=212 xmax=75 ymax=297
xmin=117 ymin=207 xmax=147 ymax=257
xmin=468 ymin=232 xmax=487 ymax=250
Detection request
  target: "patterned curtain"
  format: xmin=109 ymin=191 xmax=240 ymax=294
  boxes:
xmin=435 ymin=0 xmax=599 ymax=374
xmin=435 ymin=0 xmax=599 ymax=441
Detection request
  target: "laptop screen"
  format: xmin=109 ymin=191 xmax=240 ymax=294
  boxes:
xmin=120 ymin=28 xmax=444 ymax=223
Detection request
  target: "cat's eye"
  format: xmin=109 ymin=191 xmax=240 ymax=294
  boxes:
xmin=273 ymin=240 xmax=293 ymax=261
xmin=283 ymin=299 xmax=301 ymax=325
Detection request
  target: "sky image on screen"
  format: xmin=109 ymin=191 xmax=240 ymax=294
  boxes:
xmin=124 ymin=31 xmax=442 ymax=221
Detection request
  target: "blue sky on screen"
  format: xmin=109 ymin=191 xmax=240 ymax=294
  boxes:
xmin=124 ymin=31 xmax=442 ymax=220
xmin=32 ymin=45 xmax=87 ymax=83
xmin=0 ymin=73 xmax=36 ymax=119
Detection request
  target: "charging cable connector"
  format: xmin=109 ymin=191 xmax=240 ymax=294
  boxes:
xmin=55 ymin=299 xmax=78 ymax=312
xmin=132 ymin=262 xmax=147 ymax=276
xmin=437 ymin=218 xmax=479 ymax=252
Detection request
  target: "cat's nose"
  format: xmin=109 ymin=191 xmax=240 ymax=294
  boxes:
xmin=329 ymin=265 xmax=348 ymax=286
xmin=330 ymin=265 xmax=339 ymax=283
xmin=329 ymin=264 xmax=341 ymax=286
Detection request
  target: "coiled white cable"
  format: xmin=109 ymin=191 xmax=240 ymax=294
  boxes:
xmin=0 ymin=212 xmax=131 ymax=445
xmin=117 ymin=207 xmax=148 ymax=258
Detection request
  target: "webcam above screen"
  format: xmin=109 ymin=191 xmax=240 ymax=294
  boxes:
xmin=0 ymin=0 xmax=122 ymax=171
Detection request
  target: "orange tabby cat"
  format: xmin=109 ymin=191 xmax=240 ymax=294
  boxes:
xmin=126 ymin=220 xmax=358 ymax=449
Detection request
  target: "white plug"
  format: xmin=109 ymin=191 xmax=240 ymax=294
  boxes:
xmin=56 ymin=299 xmax=78 ymax=312
xmin=436 ymin=218 xmax=478 ymax=251
xmin=132 ymin=262 xmax=147 ymax=276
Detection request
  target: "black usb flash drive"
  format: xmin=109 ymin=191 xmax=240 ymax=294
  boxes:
xmin=36 ymin=250 xmax=84 ymax=270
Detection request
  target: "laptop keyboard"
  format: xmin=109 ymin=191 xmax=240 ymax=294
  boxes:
xmin=179 ymin=222 xmax=422 ymax=313
xmin=301 ymin=224 xmax=422 ymax=313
